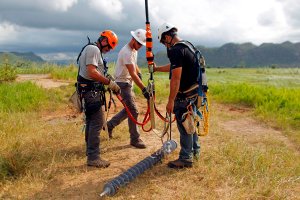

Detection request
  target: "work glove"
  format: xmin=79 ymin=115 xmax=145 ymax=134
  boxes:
xmin=137 ymin=72 xmax=142 ymax=80
xmin=106 ymin=73 xmax=115 ymax=81
xmin=142 ymin=87 xmax=150 ymax=100
xmin=108 ymin=80 xmax=121 ymax=94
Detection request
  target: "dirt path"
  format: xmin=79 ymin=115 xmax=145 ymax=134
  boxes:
xmin=16 ymin=74 xmax=70 ymax=89
xmin=216 ymin=104 xmax=299 ymax=153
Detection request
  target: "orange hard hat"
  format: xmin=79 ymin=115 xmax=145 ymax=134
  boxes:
xmin=100 ymin=30 xmax=118 ymax=49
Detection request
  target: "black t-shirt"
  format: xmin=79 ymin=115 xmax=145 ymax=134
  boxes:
xmin=168 ymin=42 xmax=198 ymax=92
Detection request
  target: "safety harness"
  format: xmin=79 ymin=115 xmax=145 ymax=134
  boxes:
xmin=75 ymin=37 xmax=113 ymax=115
xmin=173 ymin=40 xmax=209 ymax=136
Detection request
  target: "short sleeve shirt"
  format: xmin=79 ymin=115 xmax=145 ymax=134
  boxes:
xmin=168 ymin=42 xmax=198 ymax=91
xmin=78 ymin=45 xmax=104 ymax=81
xmin=114 ymin=44 xmax=137 ymax=85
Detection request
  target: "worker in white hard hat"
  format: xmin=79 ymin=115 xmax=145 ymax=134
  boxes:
xmin=154 ymin=22 xmax=201 ymax=169
xmin=106 ymin=29 xmax=149 ymax=148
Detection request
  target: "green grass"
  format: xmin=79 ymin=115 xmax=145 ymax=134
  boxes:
xmin=134 ymin=71 xmax=170 ymax=102
xmin=16 ymin=62 xmax=57 ymax=74
xmin=0 ymin=83 xmax=74 ymax=182
xmin=16 ymin=63 xmax=78 ymax=81
xmin=0 ymin=82 xmax=49 ymax=112
xmin=208 ymin=68 xmax=300 ymax=88
xmin=207 ymin=68 xmax=300 ymax=145
xmin=211 ymin=83 xmax=300 ymax=129
xmin=50 ymin=64 xmax=78 ymax=81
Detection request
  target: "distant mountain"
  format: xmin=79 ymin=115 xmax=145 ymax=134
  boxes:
xmin=0 ymin=52 xmax=44 ymax=65
xmin=3 ymin=41 xmax=300 ymax=68
xmin=153 ymin=41 xmax=300 ymax=67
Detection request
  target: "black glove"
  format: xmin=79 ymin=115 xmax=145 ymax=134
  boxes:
xmin=137 ymin=72 xmax=142 ymax=80
xmin=142 ymin=87 xmax=150 ymax=100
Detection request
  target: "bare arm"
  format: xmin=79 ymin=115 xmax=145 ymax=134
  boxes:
xmin=87 ymin=64 xmax=110 ymax=85
xmin=154 ymin=63 xmax=171 ymax=72
xmin=166 ymin=67 xmax=182 ymax=113
xmin=136 ymin=65 xmax=141 ymax=74
xmin=126 ymin=64 xmax=145 ymax=90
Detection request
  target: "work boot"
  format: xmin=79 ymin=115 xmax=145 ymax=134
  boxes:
xmin=130 ymin=138 xmax=146 ymax=149
xmin=167 ymin=159 xmax=193 ymax=169
xmin=87 ymin=158 xmax=110 ymax=168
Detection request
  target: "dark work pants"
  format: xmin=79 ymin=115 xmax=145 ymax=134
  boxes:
xmin=83 ymin=90 xmax=105 ymax=161
xmin=107 ymin=82 xmax=140 ymax=142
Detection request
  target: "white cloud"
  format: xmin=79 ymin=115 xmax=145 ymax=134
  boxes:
xmin=88 ymin=0 xmax=124 ymax=20
xmin=0 ymin=0 xmax=300 ymax=54
xmin=0 ymin=0 xmax=78 ymax=12
xmin=50 ymin=0 xmax=78 ymax=12
xmin=0 ymin=22 xmax=20 ymax=43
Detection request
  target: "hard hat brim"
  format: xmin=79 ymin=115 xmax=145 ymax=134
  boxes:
xmin=130 ymin=31 xmax=146 ymax=46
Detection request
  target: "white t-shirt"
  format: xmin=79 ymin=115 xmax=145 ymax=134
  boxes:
xmin=114 ymin=44 xmax=137 ymax=85
xmin=78 ymin=45 xmax=104 ymax=81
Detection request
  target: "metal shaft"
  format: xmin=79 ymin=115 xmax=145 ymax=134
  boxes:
xmin=145 ymin=0 xmax=149 ymax=23
xmin=100 ymin=140 xmax=177 ymax=197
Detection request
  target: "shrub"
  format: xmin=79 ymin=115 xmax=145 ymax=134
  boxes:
xmin=0 ymin=63 xmax=17 ymax=82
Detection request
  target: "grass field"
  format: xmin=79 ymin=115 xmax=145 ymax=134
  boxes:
xmin=207 ymin=68 xmax=300 ymax=146
xmin=0 ymin=66 xmax=299 ymax=199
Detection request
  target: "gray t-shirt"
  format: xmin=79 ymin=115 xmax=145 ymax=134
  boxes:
xmin=78 ymin=45 xmax=104 ymax=81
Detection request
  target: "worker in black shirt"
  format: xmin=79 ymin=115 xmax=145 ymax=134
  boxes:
xmin=153 ymin=22 xmax=201 ymax=169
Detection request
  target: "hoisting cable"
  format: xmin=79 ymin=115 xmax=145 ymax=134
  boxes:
xmin=116 ymin=94 xmax=150 ymax=126
xmin=145 ymin=0 xmax=156 ymax=130
xmin=110 ymin=0 xmax=176 ymax=134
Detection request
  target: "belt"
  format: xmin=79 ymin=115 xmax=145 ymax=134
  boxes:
xmin=176 ymin=84 xmax=198 ymax=99
xmin=76 ymin=82 xmax=104 ymax=92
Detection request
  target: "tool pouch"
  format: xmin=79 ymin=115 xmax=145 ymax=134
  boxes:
xmin=69 ymin=90 xmax=83 ymax=113
xmin=181 ymin=112 xmax=195 ymax=134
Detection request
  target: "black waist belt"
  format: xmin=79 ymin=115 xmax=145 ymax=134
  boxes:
xmin=76 ymin=82 xmax=104 ymax=92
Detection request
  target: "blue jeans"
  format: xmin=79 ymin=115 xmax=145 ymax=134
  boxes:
xmin=174 ymin=98 xmax=201 ymax=161
xmin=107 ymin=82 xmax=140 ymax=142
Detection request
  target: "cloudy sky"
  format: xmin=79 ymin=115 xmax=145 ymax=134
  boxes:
xmin=0 ymin=0 xmax=299 ymax=60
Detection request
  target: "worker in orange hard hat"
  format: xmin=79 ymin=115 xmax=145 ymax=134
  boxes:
xmin=76 ymin=29 xmax=120 ymax=168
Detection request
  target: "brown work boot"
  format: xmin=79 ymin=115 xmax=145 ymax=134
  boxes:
xmin=167 ymin=159 xmax=193 ymax=169
xmin=87 ymin=158 xmax=110 ymax=168
xmin=130 ymin=138 xmax=146 ymax=149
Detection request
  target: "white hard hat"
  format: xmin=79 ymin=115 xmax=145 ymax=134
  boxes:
xmin=158 ymin=22 xmax=177 ymax=42
xmin=130 ymin=29 xmax=146 ymax=46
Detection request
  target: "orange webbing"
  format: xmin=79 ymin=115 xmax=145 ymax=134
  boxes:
xmin=145 ymin=23 xmax=154 ymax=65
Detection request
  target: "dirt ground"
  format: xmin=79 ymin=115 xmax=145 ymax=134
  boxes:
xmin=16 ymin=74 xmax=70 ymax=89
xmin=14 ymin=74 xmax=299 ymax=199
